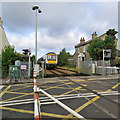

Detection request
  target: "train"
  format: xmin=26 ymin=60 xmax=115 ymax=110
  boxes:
xmin=45 ymin=52 xmax=57 ymax=69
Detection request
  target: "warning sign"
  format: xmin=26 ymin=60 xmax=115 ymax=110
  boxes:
xmin=21 ymin=65 xmax=27 ymax=69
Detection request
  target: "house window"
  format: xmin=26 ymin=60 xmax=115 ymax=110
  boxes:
xmin=77 ymin=48 xmax=79 ymax=53
xmin=83 ymin=46 xmax=85 ymax=53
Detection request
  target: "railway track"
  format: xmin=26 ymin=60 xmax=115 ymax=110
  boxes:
xmin=46 ymin=68 xmax=79 ymax=77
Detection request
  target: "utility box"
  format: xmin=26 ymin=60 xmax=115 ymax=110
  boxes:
xmin=9 ymin=65 xmax=20 ymax=78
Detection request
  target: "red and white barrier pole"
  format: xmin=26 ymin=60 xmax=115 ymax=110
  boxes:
xmin=34 ymin=70 xmax=41 ymax=120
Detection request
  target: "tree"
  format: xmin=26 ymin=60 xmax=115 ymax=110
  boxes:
xmin=104 ymin=35 xmax=117 ymax=60
xmin=2 ymin=45 xmax=22 ymax=77
xmin=106 ymin=29 xmax=118 ymax=39
xmin=58 ymin=48 xmax=71 ymax=66
xmin=87 ymin=38 xmax=104 ymax=60
xmin=88 ymin=29 xmax=118 ymax=61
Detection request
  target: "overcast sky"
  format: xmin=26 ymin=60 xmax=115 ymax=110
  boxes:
xmin=1 ymin=2 xmax=119 ymax=59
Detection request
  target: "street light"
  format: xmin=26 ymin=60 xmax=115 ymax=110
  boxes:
xmin=32 ymin=5 xmax=42 ymax=64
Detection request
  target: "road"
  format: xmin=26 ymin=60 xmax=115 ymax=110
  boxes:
xmin=0 ymin=75 xmax=120 ymax=119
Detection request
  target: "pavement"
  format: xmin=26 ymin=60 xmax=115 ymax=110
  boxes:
xmin=0 ymin=74 xmax=120 ymax=119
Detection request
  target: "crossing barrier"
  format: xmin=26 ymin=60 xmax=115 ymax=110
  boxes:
xmin=33 ymin=70 xmax=41 ymax=120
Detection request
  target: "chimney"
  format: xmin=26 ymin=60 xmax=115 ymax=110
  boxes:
xmin=0 ymin=17 xmax=3 ymax=27
xmin=80 ymin=37 xmax=85 ymax=43
xmin=92 ymin=32 xmax=97 ymax=39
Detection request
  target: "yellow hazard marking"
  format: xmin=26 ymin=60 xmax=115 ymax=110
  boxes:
xmin=8 ymin=85 xmax=33 ymax=92
xmin=41 ymin=112 xmax=73 ymax=118
xmin=106 ymin=89 xmax=112 ymax=92
xmin=65 ymin=82 xmax=120 ymax=118
xmin=0 ymin=85 xmax=12 ymax=98
xmin=6 ymin=91 xmax=34 ymax=95
xmin=112 ymin=83 xmax=120 ymax=89
xmin=66 ymin=96 xmax=100 ymax=118
xmin=61 ymin=87 xmax=82 ymax=96
xmin=93 ymin=90 xmax=105 ymax=92
xmin=1 ymin=92 xmax=33 ymax=102
xmin=43 ymin=82 xmax=71 ymax=91
xmin=0 ymin=106 xmax=34 ymax=114
xmin=88 ymin=77 xmax=118 ymax=81
xmin=0 ymin=106 xmax=71 ymax=118
xmin=72 ymin=79 xmax=86 ymax=82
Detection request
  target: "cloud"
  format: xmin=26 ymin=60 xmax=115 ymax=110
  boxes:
xmin=2 ymin=2 xmax=118 ymax=58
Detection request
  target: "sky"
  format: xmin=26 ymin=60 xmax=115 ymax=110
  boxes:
xmin=1 ymin=1 xmax=119 ymax=59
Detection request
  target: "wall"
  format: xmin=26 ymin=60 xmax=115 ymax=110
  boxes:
xmin=0 ymin=18 xmax=10 ymax=54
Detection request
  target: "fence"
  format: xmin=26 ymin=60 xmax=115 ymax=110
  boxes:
xmin=76 ymin=60 xmax=119 ymax=75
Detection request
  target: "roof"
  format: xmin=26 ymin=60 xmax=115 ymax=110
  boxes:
xmin=46 ymin=52 xmax=56 ymax=55
xmin=75 ymin=33 xmax=107 ymax=48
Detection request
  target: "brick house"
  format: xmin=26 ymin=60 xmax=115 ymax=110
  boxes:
xmin=73 ymin=31 xmax=118 ymax=62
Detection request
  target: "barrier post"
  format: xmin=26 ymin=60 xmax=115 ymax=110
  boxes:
xmin=33 ymin=69 xmax=41 ymax=120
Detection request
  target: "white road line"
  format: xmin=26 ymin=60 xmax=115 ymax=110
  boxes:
xmin=0 ymin=91 xmax=119 ymax=107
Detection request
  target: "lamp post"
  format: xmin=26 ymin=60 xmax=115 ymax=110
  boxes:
xmin=32 ymin=5 xmax=42 ymax=64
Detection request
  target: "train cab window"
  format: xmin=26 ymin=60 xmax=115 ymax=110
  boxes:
xmin=48 ymin=55 xmax=56 ymax=60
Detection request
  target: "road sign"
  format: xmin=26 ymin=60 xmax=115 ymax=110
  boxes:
xmin=20 ymin=65 xmax=27 ymax=69
xmin=104 ymin=49 xmax=111 ymax=58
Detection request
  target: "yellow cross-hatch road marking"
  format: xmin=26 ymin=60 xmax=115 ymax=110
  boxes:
xmin=61 ymin=87 xmax=82 ymax=96
xmin=6 ymin=91 xmax=33 ymax=95
xmin=0 ymin=85 xmax=12 ymax=98
xmin=63 ymin=82 xmax=120 ymax=118
xmin=65 ymin=96 xmax=100 ymax=118
xmin=1 ymin=92 xmax=33 ymax=102
xmin=42 ymin=112 xmax=73 ymax=118
xmin=8 ymin=85 xmax=33 ymax=92
xmin=112 ymin=83 xmax=120 ymax=89
xmin=0 ymin=107 xmax=70 ymax=118
xmin=43 ymin=81 xmax=74 ymax=91
xmin=0 ymin=106 xmax=34 ymax=114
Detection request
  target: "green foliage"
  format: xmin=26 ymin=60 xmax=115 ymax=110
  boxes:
xmin=87 ymin=38 xmax=104 ymax=60
xmin=104 ymin=35 xmax=117 ymax=60
xmin=106 ymin=29 xmax=118 ymax=39
xmin=58 ymin=48 xmax=71 ymax=66
xmin=88 ymin=29 xmax=117 ymax=61
xmin=2 ymin=45 xmax=22 ymax=77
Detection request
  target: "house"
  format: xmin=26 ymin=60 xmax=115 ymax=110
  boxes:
xmin=0 ymin=17 xmax=10 ymax=55
xmin=73 ymin=31 xmax=118 ymax=62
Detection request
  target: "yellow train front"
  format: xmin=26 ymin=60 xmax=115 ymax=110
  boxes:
xmin=45 ymin=52 xmax=57 ymax=69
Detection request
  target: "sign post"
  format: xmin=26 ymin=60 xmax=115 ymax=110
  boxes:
xmin=103 ymin=49 xmax=111 ymax=75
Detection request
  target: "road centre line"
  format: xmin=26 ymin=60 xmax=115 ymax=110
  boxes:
xmin=0 ymin=85 xmax=12 ymax=98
